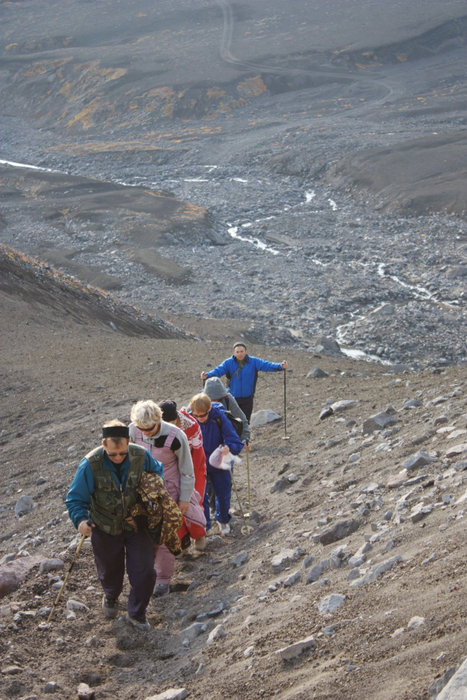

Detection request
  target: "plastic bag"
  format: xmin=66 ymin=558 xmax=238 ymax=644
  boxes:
xmin=209 ymin=446 xmax=242 ymax=471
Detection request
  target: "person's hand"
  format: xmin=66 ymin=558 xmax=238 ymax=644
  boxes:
xmin=78 ymin=519 xmax=94 ymax=537
xmin=244 ymin=441 xmax=251 ymax=452
xmin=201 ymin=371 xmax=207 ymax=380
xmin=178 ymin=500 xmax=189 ymax=516
xmin=221 ymin=445 xmax=230 ymax=456
xmin=281 ymin=361 xmax=287 ymax=370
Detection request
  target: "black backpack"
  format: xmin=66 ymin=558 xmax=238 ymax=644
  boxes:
xmin=214 ymin=406 xmax=243 ymax=438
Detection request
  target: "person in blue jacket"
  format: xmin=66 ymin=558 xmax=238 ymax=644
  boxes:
xmin=65 ymin=420 xmax=164 ymax=631
xmin=188 ymin=393 xmax=243 ymax=535
xmin=201 ymin=342 xmax=287 ymax=420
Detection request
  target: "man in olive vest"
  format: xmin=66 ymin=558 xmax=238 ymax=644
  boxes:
xmin=66 ymin=420 xmax=164 ymax=631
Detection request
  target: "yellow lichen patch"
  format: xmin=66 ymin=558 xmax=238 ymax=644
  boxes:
xmin=59 ymin=82 xmax=72 ymax=97
xmin=99 ymin=67 xmax=127 ymax=81
xmin=5 ymin=43 xmax=18 ymax=50
xmin=397 ymin=54 xmax=408 ymax=62
xmin=207 ymin=88 xmax=226 ymax=98
xmin=66 ymin=98 xmax=102 ymax=129
xmin=237 ymin=75 xmax=267 ymax=98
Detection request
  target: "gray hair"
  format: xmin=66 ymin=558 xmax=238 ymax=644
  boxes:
xmin=130 ymin=400 xmax=162 ymax=428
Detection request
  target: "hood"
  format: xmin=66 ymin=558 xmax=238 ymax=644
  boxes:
xmin=203 ymin=377 xmax=228 ymax=400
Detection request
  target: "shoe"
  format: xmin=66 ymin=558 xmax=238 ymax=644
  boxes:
xmin=194 ymin=536 xmax=206 ymax=551
xmin=152 ymin=583 xmax=170 ymax=598
xmin=102 ymin=594 xmax=119 ymax=619
xmin=125 ymin=613 xmax=150 ymax=631
xmin=180 ymin=532 xmax=191 ymax=550
xmin=218 ymin=522 xmax=231 ymax=536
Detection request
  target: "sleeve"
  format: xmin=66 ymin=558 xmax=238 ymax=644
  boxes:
xmin=65 ymin=458 xmax=95 ymax=529
xmin=205 ymin=358 xmax=230 ymax=379
xmin=226 ymin=394 xmax=250 ymax=443
xmin=144 ymin=450 xmax=165 ymax=480
xmin=219 ymin=411 xmax=244 ymax=455
xmin=253 ymin=356 xmax=283 ymax=372
xmin=173 ymin=430 xmax=195 ymax=502
xmin=188 ymin=423 xmax=207 ymax=476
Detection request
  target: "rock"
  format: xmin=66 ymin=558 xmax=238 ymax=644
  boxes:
xmin=435 ymin=658 xmax=467 ymax=700
xmin=410 ymin=503 xmax=433 ymax=523
xmin=39 ymin=559 xmax=65 ymax=574
xmin=0 ymin=555 xmax=44 ymax=597
xmin=445 ymin=443 xmax=467 ymax=458
xmin=317 ymin=593 xmax=345 ymax=614
xmin=402 ymin=451 xmax=436 ymax=471
xmin=14 ymin=495 xmax=35 ymax=517
xmin=270 ymin=476 xmax=290 ymax=493
xmin=207 ymin=624 xmax=226 ymax=643
xmin=316 ymin=519 xmax=361 ymax=545
xmin=144 ymin=690 xmax=188 ymax=700
xmin=330 ymin=399 xmax=356 ymax=413
xmin=307 ymin=366 xmax=329 ymax=378
xmin=250 ymin=409 xmax=281 ymax=427
xmin=407 ymin=616 xmax=425 ymax=630
xmin=349 ymin=555 xmax=402 ymax=588
xmin=283 ymin=570 xmax=301 ymax=587
xmin=275 ymin=635 xmax=317 ymax=661
xmin=181 ymin=622 xmax=206 ymax=644
xmin=362 ymin=411 xmax=397 ymax=434
xmin=319 ymin=406 xmax=334 ymax=420
xmin=271 ymin=548 xmax=301 ymax=573
xmin=231 ymin=551 xmax=249 ymax=567
xmin=77 ymin=683 xmax=95 ymax=700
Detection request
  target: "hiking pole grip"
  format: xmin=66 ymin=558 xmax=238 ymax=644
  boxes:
xmin=283 ymin=368 xmax=287 ymax=438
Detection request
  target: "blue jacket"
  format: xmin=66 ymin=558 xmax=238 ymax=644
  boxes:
xmin=206 ymin=354 xmax=283 ymax=399
xmin=191 ymin=403 xmax=243 ymax=462
xmin=66 ymin=447 xmax=164 ymax=529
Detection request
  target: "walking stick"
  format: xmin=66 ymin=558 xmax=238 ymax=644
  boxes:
xmin=47 ymin=533 xmax=86 ymax=622
xmin=246 ymin=447 xmax=252 ymax=513
xmin=282 ymin=369 xmax=290 ymax=440
xmin=231 ymin=472 xmax=253 ymax=534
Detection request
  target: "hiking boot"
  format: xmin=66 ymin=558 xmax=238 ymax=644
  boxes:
xmin=194 ymin=536 xmax=206 ymax=551
xmin=125 ymin=613 xmax=150 ymax=631
xmin=153 ymin=583 xmax=170 ymax=598
xmin=102 ymin=594 xmax=119 ymax=619
xmin=180 ymin=532 xmax=191 ymax=550
xmin=218 ymin=522 xmax=231 ymax=536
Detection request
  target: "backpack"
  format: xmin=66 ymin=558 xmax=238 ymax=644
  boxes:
xmin=214 ymin=408 xmax=243 ymax=438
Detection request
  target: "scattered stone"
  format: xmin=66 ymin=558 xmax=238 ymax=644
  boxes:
xmin=44 ymin=681 xmax=59 ymax=693
xmin=429 ymin=666 xmax=460 ymax=698
xmin=349 ymin=555 xmax=402 ymax=588
xmin=144 ymin=690 xmax=187 ymax=700
xmin=270 ymin=476 xmax=290 ymax=493
xmin=77 ymin=683 xmax=95 ymax=700
xmin=362 ymin=411 xmax=397 ymax=435
xmin=410 ymin=503 xmax=433 ymax=524
xmin=207 ymin=624 xmax=226 ymax=643
xmin=250 ymin=410 xmax=281 ymax=428
xmin=317 ymin=593 xmax=345 ymax=614
xmin=271 ymin=548 xmax=301 ymax=573
xmin=14 ymin=495 xmax=35 ymax=517
xmin=402 ymin=451 xmax=436 ymax=471
xmin=319 ymin=406 xmax=334 ymax=420
xmin=315 ymin=519 xmax=361 ymax=545
xmin=231 ymin=551 xmax=249 ymax=568
xmin=275 ymin=635 xmax=317 ymax=661
xmin=308 ymin=366 xmax=328 ymax=378
xmin=330 ymin=400 xmax=356 ymax=413
xmin=39 ymin=559 xmax=65 ymax=574
xmin=446 ymin=443 xmax=467 ymax=458
xmin=407 ymin=616 xmax=425 ymax=630
xmin=181 ymin=622 xmax=206 ymax=644
xmin=435 ymin=657 xmax=467 ymax=700
xmin=283 ymin=570 xmax=301 ymax=587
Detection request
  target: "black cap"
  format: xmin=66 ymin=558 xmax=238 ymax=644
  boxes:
xmin=159 ymin=400 xmax=178 ymax=422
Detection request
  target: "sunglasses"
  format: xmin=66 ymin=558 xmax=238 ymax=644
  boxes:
xmin=138 ymin=422 xmax=158 ymax=433
xmin=106 ymin=451 xmax=128 ymax=458
xmin=193 ymin=411 xmax=209 ymax=419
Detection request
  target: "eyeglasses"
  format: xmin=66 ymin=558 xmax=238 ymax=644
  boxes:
xmin=193 ymin=411 xmax=209 ymax=419
xmin=106 ymin=451 xmax=128 ymax=458
xmin=138 ymin=423 xmax=158 ymax=433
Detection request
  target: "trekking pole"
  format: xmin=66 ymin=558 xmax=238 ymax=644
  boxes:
xmin=282 ymin=369 xmax=290 ymax=440
xmin=231 ymin=472 xmax=253 ymax=534
xmin=47 ymin=532 xmax=86 ymax=622
xmin=246 ymin=447 xmax=252 ymax=513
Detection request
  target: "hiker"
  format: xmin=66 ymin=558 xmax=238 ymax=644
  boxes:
xmin=129 ymin=400 xmax=206 ymax=597
xmin=188 ymin=393 xmax=243 ymax=535
xmin=202 ymin=376 xmax=251 ymax=447
xmin=200 ymin=342 xmax=287 ymax=420
xmin=65 ymin=420 xmax=165 ymax=631
xmin=159 ymin=399 xmax=208 ymax=551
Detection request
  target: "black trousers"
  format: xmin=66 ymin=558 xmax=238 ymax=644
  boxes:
xmin=236 ymin=395 xmax=254 ymax=421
